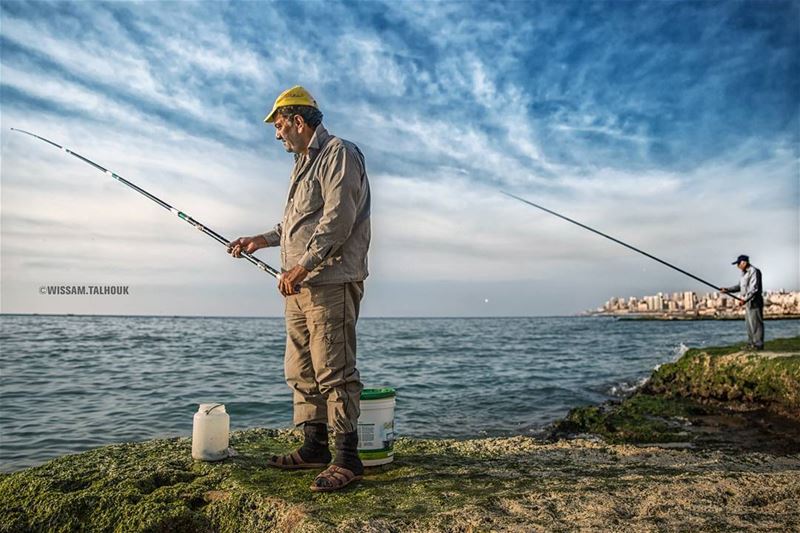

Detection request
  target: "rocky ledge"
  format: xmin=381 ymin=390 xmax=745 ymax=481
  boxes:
xmin=1 ymin=337 xmax=798 ymax=532
xmin=553 ymin=336 xmax=800 ymax=451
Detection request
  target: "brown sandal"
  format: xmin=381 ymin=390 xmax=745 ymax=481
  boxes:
xmin=310 ymin=465 xmax=363 ymax=492
xmin=267 ymin=450 xmax=330 ymax=470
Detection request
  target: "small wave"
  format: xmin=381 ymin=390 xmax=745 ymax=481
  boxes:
xmin=611 ymin=343 xmax=689 ymax=394
xmin=654 ymin=343 xmax=690 ymax=372
xmin=673 ymin=343 xmax=690 ymax=360
xmin=607 ymin=376 xmax=648 ymax=397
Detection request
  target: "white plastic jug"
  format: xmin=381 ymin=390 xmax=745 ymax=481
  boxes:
xmin=192 ymin=403 xmax=230 ymax=461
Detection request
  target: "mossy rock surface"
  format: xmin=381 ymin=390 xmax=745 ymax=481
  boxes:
xmin=553 ymin=336 xmax=800 ymax=448
xmin=553 ymin=394 xmax=708 ymax=444
xmin=645 ymin=336 xmax=800 ymax=411
xmin=3 ymin=429 xmax=800 ymax=532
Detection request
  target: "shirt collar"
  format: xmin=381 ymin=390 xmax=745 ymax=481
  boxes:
xmin=292 ymin=124 xmax=330 ymax=169
xmin=306 ymin=124 xmax=330 ymax=157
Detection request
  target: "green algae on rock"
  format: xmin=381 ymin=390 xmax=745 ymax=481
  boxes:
xmin=2 ymin=429 xmax=800 ymax=532
xmin=552 ymin=336 xmax=800 ymax=446
xmin=552 ymin=394 xmax=709 ymax=444
xmin=645 ymin=336 xmax=800 ymax=415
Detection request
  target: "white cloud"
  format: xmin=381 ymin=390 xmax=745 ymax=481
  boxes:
xmin=0 ymin=10 xmax=260 ymax=138
xmin=335 ymin=36 xmax=408 ymax=96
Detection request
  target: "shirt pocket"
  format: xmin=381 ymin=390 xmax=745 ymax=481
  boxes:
xmin=292 ymin=177 xmax=323 ymax=216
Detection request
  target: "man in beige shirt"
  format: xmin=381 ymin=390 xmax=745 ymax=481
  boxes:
xmin=228 ymin=86 xmax=371 ymax=492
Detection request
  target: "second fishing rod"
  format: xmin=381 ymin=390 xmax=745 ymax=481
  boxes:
xmin=501 ymin=191 xmax=745 ymax=302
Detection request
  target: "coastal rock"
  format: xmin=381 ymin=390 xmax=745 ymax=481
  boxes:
xmin=645 ymin=338 xmax=800 ymax=416
xmin=2 ymin=429 xmax=799 ymax=532
xmin=552 ymin=336 xmax=800 ymax=450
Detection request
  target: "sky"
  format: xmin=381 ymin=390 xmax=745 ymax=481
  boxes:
xmin=1 ymin=0 xmax=798 ymax=317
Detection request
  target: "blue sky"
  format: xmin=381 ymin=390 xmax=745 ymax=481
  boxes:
xmin=1 ymin=0 xmax=798 ymax=316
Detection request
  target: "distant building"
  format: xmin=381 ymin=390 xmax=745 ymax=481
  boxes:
xmin=588 ymin=290 xmax=800 ymax=318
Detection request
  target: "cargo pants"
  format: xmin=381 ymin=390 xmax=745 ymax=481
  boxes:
xmin=284 ymin=282 xmax=364 ymax=434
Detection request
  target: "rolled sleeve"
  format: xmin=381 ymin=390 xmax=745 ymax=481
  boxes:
xmin=302 ymin=145 xmax=362 ymax=271
xmin=261 ymin=223 xmax=282 ymax=247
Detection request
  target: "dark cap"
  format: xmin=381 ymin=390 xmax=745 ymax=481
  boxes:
xmin=732 ymin=254 xmax=749 ymax=265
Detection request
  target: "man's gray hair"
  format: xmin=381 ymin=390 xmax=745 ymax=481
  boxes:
xmin=275 ymin=105 xmax=323 ymax=127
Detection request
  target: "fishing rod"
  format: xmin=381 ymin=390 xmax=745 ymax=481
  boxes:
xmin=11 ymin=128 xmax=282 ymax=279
xmin=500 ymin=191 xmax=744 ymax=302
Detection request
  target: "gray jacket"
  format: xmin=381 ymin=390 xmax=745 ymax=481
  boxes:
xmin=262 ymin=125 xmax=370 ymax=286
xmin=726 ymin=265 xmax=763 ymax=308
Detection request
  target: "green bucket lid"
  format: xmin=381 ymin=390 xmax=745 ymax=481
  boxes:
xmin=361 ymin=387 xmax=396 ymax=400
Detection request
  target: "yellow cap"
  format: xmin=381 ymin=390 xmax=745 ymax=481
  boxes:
xmin=263 ymin=86 xmax=319 ymax=123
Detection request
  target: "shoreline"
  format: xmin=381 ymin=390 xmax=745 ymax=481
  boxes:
xmin=1 ymin=337 xmax=798 ymax=531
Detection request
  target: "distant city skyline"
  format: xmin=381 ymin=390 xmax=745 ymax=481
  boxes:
xmin=591 ymin=290 xmax=800 ymax=318
xmin=1 ymin=1 xmax=798 ymax=317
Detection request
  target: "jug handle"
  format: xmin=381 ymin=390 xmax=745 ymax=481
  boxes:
xmin=204 ymin=404 xmax=224 ymax=415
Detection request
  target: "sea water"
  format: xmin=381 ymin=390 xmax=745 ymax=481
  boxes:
xmin=1 ymin=314 xmax=797 ymax=471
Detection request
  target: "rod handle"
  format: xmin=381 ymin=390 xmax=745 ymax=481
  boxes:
xmin=276 ymin=273 xmax=302 ymax=294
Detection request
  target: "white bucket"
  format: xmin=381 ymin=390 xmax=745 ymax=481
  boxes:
xmin=357 ymin=388 xmax=396 ymax=466
xmin=192 ymin=403 xmax=230 ymax=461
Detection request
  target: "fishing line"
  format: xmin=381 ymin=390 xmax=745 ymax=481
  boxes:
xmin=11 ymin=128 xmax=282 ymax=279
xmin=500 ymin=191 xmax=743 ymax=302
